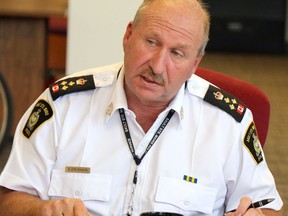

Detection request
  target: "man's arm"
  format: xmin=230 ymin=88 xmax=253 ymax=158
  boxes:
xmin=261 ymin=208 xmax=285 ymax=216
xmin=0 ymin=186 xmax=91 ymax=216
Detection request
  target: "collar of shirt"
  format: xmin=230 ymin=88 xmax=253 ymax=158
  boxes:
xmin=105 ymin=66 xmax=186 ymax=125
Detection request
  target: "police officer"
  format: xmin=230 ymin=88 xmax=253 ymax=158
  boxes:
xmin=0 ymin=0 xmax=284 ymax=215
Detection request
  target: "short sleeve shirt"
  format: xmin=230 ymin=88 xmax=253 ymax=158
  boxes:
xmin=0 ymin=63 xmax=283 ymax=215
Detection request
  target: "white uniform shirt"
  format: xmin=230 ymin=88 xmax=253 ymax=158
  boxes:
xmin=0 ymin=63 xmax=283 ymax=215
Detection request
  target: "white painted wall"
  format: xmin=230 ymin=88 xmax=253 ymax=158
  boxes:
xmin=67 ymin=0 xmax=142 ymax=74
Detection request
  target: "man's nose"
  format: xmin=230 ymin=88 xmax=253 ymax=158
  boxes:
xmin=149 ymin=49 xmax=168 ymax=74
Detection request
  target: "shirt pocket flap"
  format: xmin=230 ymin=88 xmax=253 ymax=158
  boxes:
xmin=48 ymin=170 xmax=112 ymax=201
xmin=156 ymin=176 xmax=217 ymax=214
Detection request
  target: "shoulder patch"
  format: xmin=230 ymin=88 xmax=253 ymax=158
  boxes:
xmin=49 ymin=75 xmax=95 ymax=101
xmin=203 ymin=85 xmax=246 ymax=122
xmin=22 ymin=99 xmax=53 ymax=139
xmin=243 ymin=121 xmax=263 ymax=165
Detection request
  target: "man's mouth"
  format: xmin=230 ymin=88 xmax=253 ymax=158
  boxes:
xmin=141 ymin=75 xmax=164 ymax=86
xmin=139 ymin=67 xmax=165 ymax=86
xmin=143 ymin=76 xmax=157 ymax=84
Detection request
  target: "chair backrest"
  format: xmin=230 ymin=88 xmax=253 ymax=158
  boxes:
xmin=195 ymin=68 xmax=270 ymax=147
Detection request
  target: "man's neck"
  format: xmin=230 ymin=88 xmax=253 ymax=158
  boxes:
xmin=128 ymin=100 xmax=168 ymax=133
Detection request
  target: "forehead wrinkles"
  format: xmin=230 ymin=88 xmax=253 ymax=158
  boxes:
xmin=141 ymin=14 xmax=202 ymax=45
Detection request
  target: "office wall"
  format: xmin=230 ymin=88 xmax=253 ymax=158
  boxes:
xmin=204 ymin=0 xmax=287 ymax=53
xmin=67 ymin=0 xmax=142 ymax=74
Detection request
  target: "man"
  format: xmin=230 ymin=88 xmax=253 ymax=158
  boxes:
xmin=0 ymin=0 xmax=284 ymax=215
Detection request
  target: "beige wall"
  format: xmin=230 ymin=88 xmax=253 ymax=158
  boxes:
xmin=67 ymin=0 xmax=142 ymax=74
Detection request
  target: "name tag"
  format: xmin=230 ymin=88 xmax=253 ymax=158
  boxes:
xmin=65 ymin=166 xmax=91 ymax=174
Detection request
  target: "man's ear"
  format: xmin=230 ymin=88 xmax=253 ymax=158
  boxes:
xmin=123 ymin=21 xmax=134 ymax=50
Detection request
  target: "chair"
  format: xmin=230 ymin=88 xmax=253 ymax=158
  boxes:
xmin=195 ymin=68 xmax=270 ymax=147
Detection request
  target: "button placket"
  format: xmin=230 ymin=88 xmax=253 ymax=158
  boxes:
xmin=75 ymin=189 xmax=82 ymax=197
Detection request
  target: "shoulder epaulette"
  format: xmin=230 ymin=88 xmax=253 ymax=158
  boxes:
xmin=49 ymin=75 xmax=96 ymax=101
xmin=203 ymin=85 xmax=247 ymax=123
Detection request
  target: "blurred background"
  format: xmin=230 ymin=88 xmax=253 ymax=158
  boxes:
xmin=0 ymin=0 xmax=287 ymax=213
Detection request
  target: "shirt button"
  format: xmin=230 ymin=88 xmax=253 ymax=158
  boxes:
xmin=184 ymin=200 xmax=190 ymax=206
xmin=75 ymin=190 xmax=82 ymax=196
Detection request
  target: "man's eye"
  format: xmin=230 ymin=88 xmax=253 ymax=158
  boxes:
xmin=171 ymin=50 xmax=184 ymax=58
xmin=147 ymin=39 xmax=156 ymax=46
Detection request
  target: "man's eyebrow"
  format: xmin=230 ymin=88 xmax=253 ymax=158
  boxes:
xmin=147 ymin=29 xmax=161 ymax=38
xmin=175 ymin=43 xmax=190 ymax=49
xmin=146 ymin=28 xmax=192 ymax=50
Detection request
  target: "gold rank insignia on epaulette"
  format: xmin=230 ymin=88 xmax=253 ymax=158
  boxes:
xmin=243 ymin=121 xmax=263 ymax=165
xmin=49 ymin=75 xmax=96 ymax=101
xmin=203 ymin=85 xmax=247 ymax=122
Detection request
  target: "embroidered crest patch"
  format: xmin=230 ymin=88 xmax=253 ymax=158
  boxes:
xmin=22 ymin=99 xmax=53 ymax=139
xmin=204 ymin=85 xmax=246 ymax=122
xmin=243 ymin=121 xmax=263 ymax=165
xmin=49 ymin=75 xmax=95 ymax=101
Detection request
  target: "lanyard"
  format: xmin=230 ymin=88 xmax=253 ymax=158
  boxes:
xmin=119 ymin=108 xmax=175 ymax=166
xmin=119 ymin=108 xmax=175 ymax=216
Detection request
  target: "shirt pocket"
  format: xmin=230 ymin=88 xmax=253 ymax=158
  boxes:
xmin=48 ymin=170 xmax=112 ymax=201
xmin=155 ymin=176 xmax=217 ymax=215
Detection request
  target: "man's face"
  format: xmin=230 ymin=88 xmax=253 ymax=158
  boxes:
xmin=123 ymin=0 xmax=205 ymax=106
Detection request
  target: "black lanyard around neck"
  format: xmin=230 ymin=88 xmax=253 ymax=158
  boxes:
xmin=119 ymin=108 xmax=175 ymax=166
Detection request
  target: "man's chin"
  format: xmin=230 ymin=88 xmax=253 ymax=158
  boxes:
xmin=137 ymin=94 xmax=170 ymax=107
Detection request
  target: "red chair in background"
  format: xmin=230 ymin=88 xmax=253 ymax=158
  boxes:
xmin=195 ymin=68 xmax=270 ymax=147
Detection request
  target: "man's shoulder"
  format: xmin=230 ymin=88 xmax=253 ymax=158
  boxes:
xmin=49 ymin=63 xmax=122 ymax=101
xmin=187 ymin=74 xmax=247 ymax=123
